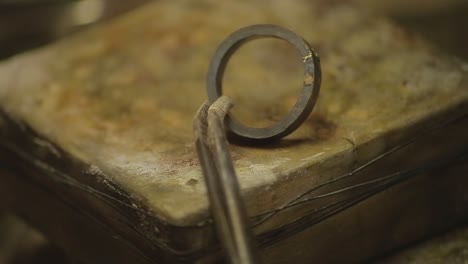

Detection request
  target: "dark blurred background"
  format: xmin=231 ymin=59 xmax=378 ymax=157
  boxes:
xmin=1 ymin=0 xmax=468 ymax=60
xmin=0 ymin=0 xmax=150 ymax=59
xmin=357 ymin=0 xmax=468 ymax=61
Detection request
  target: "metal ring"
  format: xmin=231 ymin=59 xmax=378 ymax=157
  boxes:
xmin=206 ymin=24 xmax=321 ymax=142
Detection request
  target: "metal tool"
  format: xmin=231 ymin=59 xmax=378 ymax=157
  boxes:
xmin=194 ymin=24 xmax=322 ymax=264
xmin=194 ymin=97 xmax=257 ymax=264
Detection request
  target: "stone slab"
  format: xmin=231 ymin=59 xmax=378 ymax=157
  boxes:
xmin=0 ymin=0 xmax=467 ymax=262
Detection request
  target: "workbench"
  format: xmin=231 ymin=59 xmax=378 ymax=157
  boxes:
xmin=0 ymin=1 xmax=467 ymax=263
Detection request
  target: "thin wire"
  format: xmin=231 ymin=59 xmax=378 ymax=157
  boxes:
xmin=251 ymin=114 xmax=467 ymax=227
xmin=254 ymin=147 xmax=468 ymax=246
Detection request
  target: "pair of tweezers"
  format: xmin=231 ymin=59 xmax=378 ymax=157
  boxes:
xmin=194 ymin=97 xmax=258 ymax=264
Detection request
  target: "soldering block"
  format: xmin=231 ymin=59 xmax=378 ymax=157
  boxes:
xmin=0 ymin=1 xmax=467 ymax=263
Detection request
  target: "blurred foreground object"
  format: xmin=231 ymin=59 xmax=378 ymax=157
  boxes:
xmin=0 ymin=0 xmax=467 ymax=263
